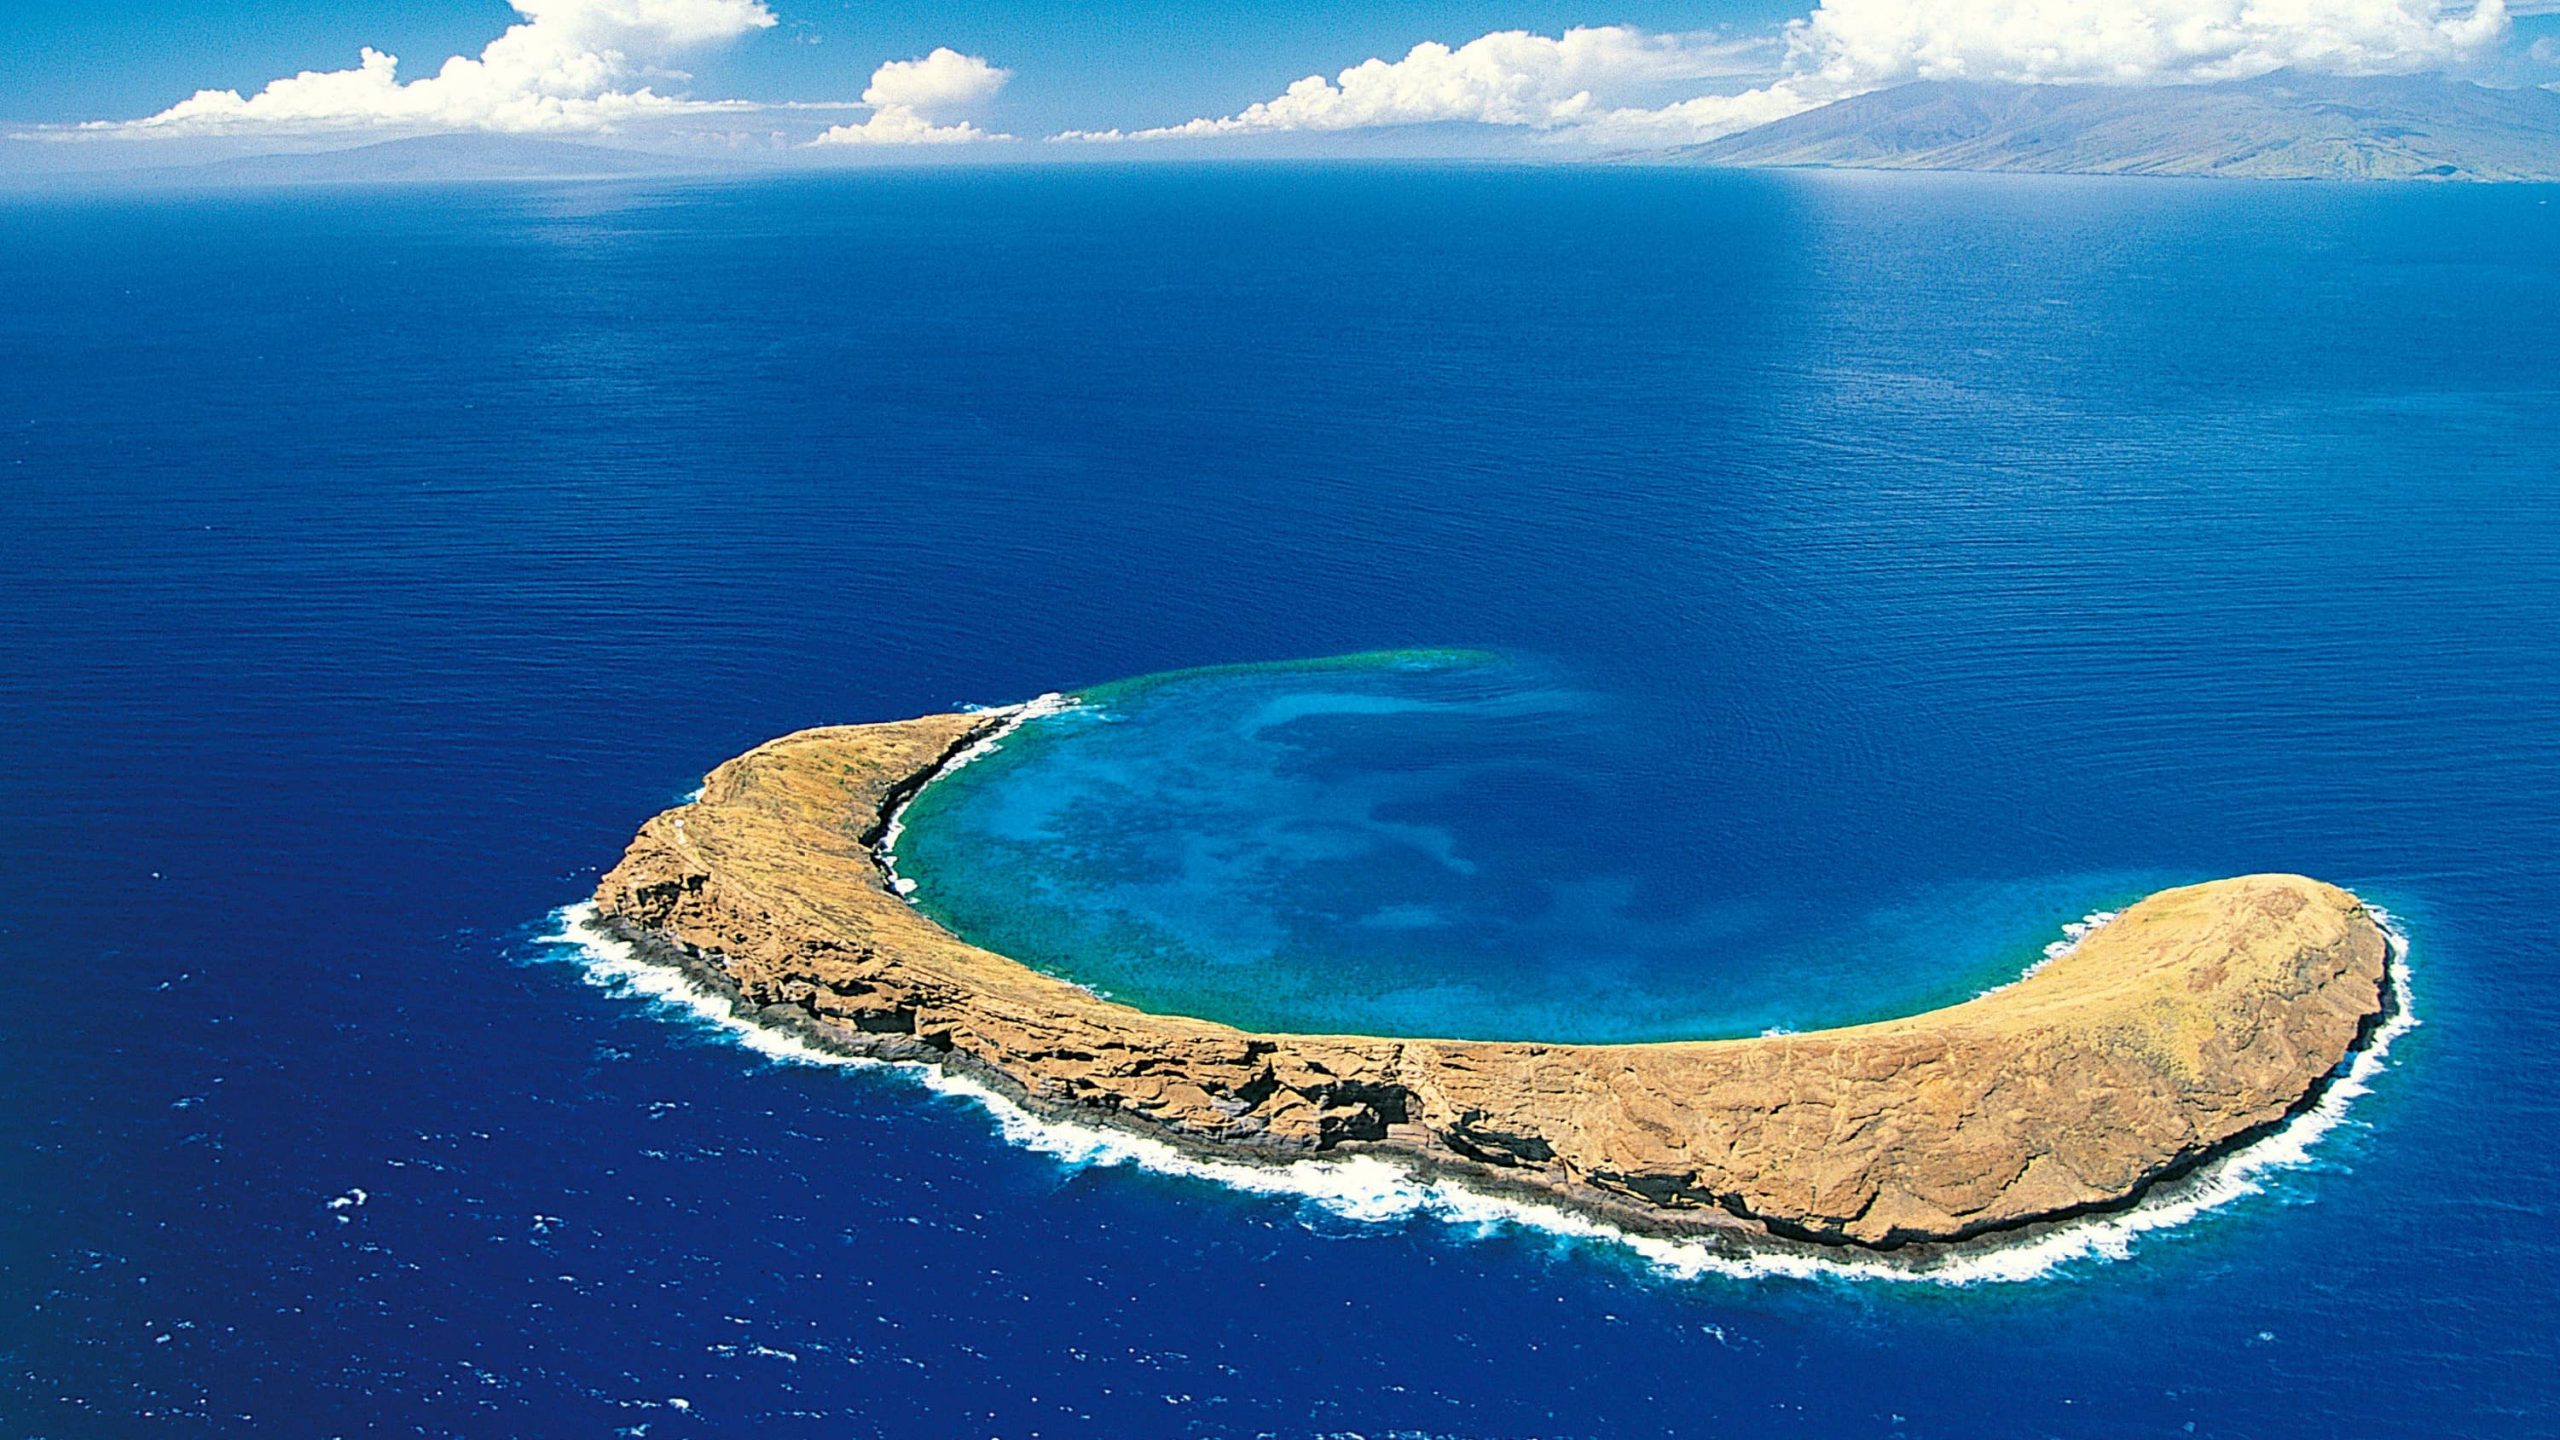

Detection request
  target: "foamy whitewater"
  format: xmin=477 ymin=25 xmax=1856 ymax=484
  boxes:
xmin=874 ymin=693 xmax=1075 ymax=898
xmin=531 ymin=899 xmax=2413 ymax=1288
xmin=1972 ymin=908 xmax=2122 ymax=999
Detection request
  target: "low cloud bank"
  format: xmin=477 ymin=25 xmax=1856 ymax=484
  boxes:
xmin=1062 ymin=0 xmax=2515 ymax=147
xmin=47 ymin=0 xmax=2525 ymax=153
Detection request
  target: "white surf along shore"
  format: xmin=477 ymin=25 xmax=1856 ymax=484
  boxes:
xmin=537 ymin=902 xmax=2412 ymax=1286
xmin=873 ymin=692 xmax=1076 ymax=900
xmin=538 ymin=894 xmax=2412 ymax=1285
xmin=555 ymin=693 xmax=2416 ymax=1286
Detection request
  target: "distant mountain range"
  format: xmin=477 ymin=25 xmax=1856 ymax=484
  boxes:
xmin=213 ymin=134 xmax=703 ymax=183
xmin=1676 ymin=72 xmax=2560 ymax=181
xmin=18 ymin=72 xmax=2559 ymax=188
xmin=25 ymin=134 xmax=727 ymax=190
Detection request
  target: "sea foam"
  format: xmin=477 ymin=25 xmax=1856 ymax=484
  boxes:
xmin=1971 ymin=906 xmax=2122 ymax=999
xmin=873 ymin=692 xmax=1075 ymax=900
xmin=533 ymin=900 xmax=2414 ymax=1289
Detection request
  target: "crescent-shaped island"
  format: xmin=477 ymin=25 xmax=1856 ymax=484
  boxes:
xmin=593 ymin=702 xmax=2397 ymax=1253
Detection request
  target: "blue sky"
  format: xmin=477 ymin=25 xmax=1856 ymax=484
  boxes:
xmin=0 ymin=1 xmax=1792 ymax=128
xmin=1 ymin=0 xmax=2550 ymax=156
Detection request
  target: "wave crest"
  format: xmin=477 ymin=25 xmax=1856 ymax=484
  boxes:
xmin=533 ymin=899 xmax=2414 ymax=1287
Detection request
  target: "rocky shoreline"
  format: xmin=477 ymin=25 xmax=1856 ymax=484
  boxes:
xmin=593 ymin=705 xmax=2396 ymax=1253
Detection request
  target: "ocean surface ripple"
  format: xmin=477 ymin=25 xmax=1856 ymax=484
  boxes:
xmin=5 ymin=166 xmax=2553 ymax=1436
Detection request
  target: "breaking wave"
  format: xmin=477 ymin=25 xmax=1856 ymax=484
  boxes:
xmin=874 ymin=692 xmax=1075 ymax=898
xmin=532 ymin=900 xmax=2414 ymax=1288
xmin=1973 ymin=906 xmax=2122 ymax=999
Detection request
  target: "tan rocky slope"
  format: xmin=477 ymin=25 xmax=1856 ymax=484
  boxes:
xmin=594 ymin=710 xmax=2392 ymax=1249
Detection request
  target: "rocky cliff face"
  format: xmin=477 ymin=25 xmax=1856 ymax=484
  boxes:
xmin=595 ymin=712 xmax=2391 ymax=1249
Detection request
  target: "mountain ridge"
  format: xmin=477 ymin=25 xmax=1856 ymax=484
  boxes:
xmin=1674 ymin=72 xmax=2560 ymax=181
xmin=15 ymin=133 xmax=739 ymax=190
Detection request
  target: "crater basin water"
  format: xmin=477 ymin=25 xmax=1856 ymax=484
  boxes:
xmin=897 ymin=650 xmax=2165 ymax=1041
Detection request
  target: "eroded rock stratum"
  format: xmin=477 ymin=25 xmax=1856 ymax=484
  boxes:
xmin=594 ymin=708 xmax=2392 ymax=1249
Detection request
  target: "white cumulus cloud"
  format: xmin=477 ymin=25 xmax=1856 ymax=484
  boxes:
xmin=1060 ymin=0 xmax=2514 ymax=147
xmin=1789 ymin=0 xmax=2512 ymax=89
xmin=1571 ymin=82 xmax=1834 ymax=146
xmin=811 ymin=48 xmax=1014 ymax=145
xmin=87 ymin=0 xmax=777 ymax=136
xmin=1055 ymin=26 xmax=1779 ymax=142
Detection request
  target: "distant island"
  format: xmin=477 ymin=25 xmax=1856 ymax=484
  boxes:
xmin=593 ymin=702 xmax=2396 ymax=1252
xmin=17 ymin=134 xmax=732 ymax=192
xmin=29 ymin=70 xmax=2559 ymax=191
xmin=1674 ymin=71 xmax=2560 ymax=182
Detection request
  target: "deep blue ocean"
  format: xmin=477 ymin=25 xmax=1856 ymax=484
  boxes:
xmin=3 ymin=166 xmax=2555 ymax=1437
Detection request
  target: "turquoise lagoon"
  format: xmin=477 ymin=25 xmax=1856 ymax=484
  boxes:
xmin=895 ymin=651 xmax=2169 ymax=1042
